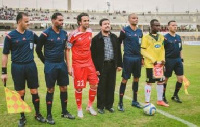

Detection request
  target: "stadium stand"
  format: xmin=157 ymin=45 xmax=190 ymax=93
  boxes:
xmin=0 ymin=6 xmax=200 ymax=42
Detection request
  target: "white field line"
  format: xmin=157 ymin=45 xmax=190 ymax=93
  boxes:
xmin=115 ymin=92 xmax=198 ymax=127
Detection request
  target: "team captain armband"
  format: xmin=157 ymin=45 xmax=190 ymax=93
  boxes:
xmin=2 ymin=67 xmax=7 ymax=74
xmin=67 ymin=42 xmax=73 ymax=49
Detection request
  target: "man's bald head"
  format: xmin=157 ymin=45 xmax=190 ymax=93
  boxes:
xmin=128 ymin=13 xmax=138 ymax=26
xmin=128 ymin=13 xmax=137 ymax=19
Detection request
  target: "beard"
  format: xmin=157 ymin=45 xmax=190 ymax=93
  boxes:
xmin=103 ymin=29 xmax=110 ymax=33
xmin=83 ymin=25 xmax=89 ymax=30
xmin=56 ymin=25 xmax=63 ymax=29
xmin=103 ymin=27 xmax=110 ymax=33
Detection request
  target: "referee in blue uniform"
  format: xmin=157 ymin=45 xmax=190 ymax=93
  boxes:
xmin=36 ymin=13 xmax=75 ymax=125
xmin=163 ymin=20 xmax=184 ymax=104
xmin=1 ymin=12 xmax=45 ymax=127
xmin=118 ymin=13 xmax=143 ymax=111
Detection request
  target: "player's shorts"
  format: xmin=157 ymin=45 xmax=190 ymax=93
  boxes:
xmin=164 ymin=58 xmax=184 ymax=78
xmin=11 ymin=61 xmax=39 ymax=91
xmin=122 ymin=56 xmax=141 ymax=79
xmin=146 ymin=68 xmax=165 ymax=83
xmin=44 ymin=61 xmax=69 ymax=88
xmin=72 ymin=64 xmax=99 ymax=89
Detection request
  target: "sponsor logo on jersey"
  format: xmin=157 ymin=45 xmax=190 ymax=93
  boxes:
xmin=154 ymin=44 xmax=161 ymax=48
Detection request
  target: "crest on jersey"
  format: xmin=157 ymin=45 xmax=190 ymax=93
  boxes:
xmin=89 ymin=36 xmax=92 ymax=40
xmin=78 ymin=38 xmax=82 ymax=41
xmin=57 ymin=37 xmax=60 ymax=40
xmin=22 ymin=37 xmax=26 ymax=40
xmin=134 ymin=34 xmax=137 ymax=36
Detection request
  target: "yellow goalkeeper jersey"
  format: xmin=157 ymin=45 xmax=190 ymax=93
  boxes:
xmin=141 ymin=33 xmax=165 ymax=68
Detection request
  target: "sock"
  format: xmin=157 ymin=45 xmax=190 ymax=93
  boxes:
xmin=75 ymin=90 xmax=82 ymax=110
xmin=20 ymin=95 xmax=25 ymax=118
xmin=32 ymin=93 xmax=40 ymax=115
xmin=46 ymin=92 xmax=54 ymax=116
xmin=156 ymin=84 xmax=164 ymax=101
xmin=119 ymin=82 xmax=126 ymax=104
xmin=60 ymin=92 xmax=67 ymax=114
xmin=163 ymin=83 xmax=167 ymax=98
xmin=144 ymin=84 xmax=151 ymax=103
xmin=88 ymin=88 xmax=97 ymax=107
xmin=174 ymin=82 xmax=182 ymax=96
xmin=132 ymin=82 xmax=138 ymax=101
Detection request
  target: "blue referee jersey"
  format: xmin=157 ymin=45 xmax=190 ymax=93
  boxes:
xmin=118 ymin=26 xmax=143 ymax=57
xmin=3 ymin=29 xmax=38 ymax=63
xmin=37 ymin=27 xmax=68 ymax=63
xmin=164 ymin=33 xmax=182 ymax=58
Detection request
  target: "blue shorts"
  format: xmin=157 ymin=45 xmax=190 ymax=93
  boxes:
xmin=44 ymin=61 xmax=69 ymax=88
xmin=164 ymin=58 xmax=184 ymax=78
xmin=11 ymin=61 xmax=39 ymax=91
xmin=122 ymin=56 xmax=141 ymax=80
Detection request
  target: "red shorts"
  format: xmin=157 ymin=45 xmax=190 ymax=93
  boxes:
xmin=72 ymin=65 xmax=99 ymax=89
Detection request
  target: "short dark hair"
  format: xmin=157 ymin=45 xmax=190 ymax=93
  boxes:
xmin=51 ymin=12 xmax=63 ymax=20
xmin=77 ymin=12 xmax=89 ymax=25
xmin=16 ymin=12 xmax=28 ymax=24
xmin=99 ymin=18 xmax=109 ymax=26
xmin=150 ymin=19 xmax=159 ymax=26
xmin=168 ymin=20 xmax=176 ymax=25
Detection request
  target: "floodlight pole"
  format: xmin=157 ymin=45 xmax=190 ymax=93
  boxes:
xmin=107 ymin=2 xmax=110 ymax=12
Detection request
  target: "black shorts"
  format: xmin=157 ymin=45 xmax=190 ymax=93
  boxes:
xmin=164 ymin=58 xmax=184 ymax=78
xmin=44 ymin=61 xmax=69 ymax=88
xmin=11 ymin=61 xmax=39 ymax=91
xmin=146 ymin=68 xmax=165 ymax=83
xmin=122 ymin=56 xmax=141 ymax=79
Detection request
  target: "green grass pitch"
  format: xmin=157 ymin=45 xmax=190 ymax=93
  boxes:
xmin=0 ymin=45 xmax=200 ymax=127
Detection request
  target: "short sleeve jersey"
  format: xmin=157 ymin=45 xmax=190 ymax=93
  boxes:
xmin=141 ymin=33 xmax=165 ymax=68
xmin=164 ymin=33 xmax=182 ymax=58
xmin=3 ymin=30 xmax=38 ymax=63
xmin=67 ymin=28 xmax=93 ymax=67
xmin=119 ymin=26 xmax=143 ymax=57
xmin=39 ymin=27 xmax=67 ymax=62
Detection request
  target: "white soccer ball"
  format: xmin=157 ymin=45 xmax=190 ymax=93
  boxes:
xmin=143 ymin=103 xmax=156 ymax=116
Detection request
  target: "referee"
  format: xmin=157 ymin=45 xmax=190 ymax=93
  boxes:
xmin=118 ymin=13 xmax=143 ymax=111
xmin=36 ymin=12 xmax=75 ymax=125
xmin=1 ymin=12 xmax=45 ymax=127
xmin=163 ymin=20 xmax=183 ymax=103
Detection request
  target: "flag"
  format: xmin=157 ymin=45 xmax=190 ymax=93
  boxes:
xmin=4 ymin=87 xmax=31 ymax=113
xmin=183 ymin=75 xmax=190 ymax=95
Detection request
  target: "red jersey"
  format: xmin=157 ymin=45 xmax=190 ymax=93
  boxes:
xmin=68 ymin=28 xmax=93 ymax=67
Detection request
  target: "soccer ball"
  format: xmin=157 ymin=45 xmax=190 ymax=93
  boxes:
xmin=143 ymin=103 xmax=156 ymax=116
